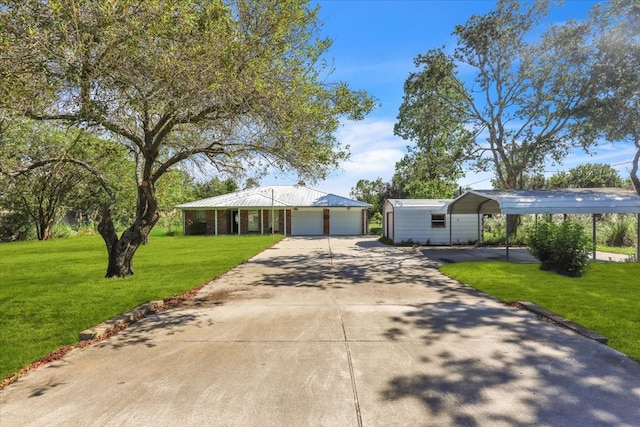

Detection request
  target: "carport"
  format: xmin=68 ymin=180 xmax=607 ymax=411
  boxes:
xmin=447 ymin=188 xmax=640 ymax=261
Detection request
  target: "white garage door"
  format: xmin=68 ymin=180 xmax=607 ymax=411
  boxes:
xmin=330 ymin=210 xmax=362 ymax=235
xmin=291 ymin=209 xmax=324 ymax=235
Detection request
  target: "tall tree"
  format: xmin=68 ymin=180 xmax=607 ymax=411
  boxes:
xmin=397 ymin=0 xmax=593 ymax=234
xmin=1 ymin=0 xmax=374 ymax=277
xmin=395 ymin=50 xmax=473 ymax=199
xmin=571 ymin=0 xmax=640 ymax=194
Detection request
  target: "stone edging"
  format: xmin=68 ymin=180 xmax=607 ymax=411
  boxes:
xmin=79 ymin=300 xmax=165 ymax=341
xmin=517 ymin=301 xmax=608 ymax=344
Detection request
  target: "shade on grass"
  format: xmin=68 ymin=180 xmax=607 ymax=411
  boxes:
xmin=0 ymin=234 xmax=283 ymax=380
xmin=440 ymin=261 xmax=640 ymax=361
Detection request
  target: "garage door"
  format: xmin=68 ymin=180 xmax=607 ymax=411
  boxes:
xmin=291 ymin=209 xmax=324 ymax=235
xmin=330 ymin=210 xmax=362 ymax=235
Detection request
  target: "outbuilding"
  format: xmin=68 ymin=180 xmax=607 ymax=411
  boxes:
xmin=383 ymin=199 xmax=478 ymax=245
xmin=176 ymin=185 xmax=370 ymax=236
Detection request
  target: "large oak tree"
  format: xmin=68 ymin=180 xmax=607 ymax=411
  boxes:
xmin=0 ymin=0 xmax=374 ymax=277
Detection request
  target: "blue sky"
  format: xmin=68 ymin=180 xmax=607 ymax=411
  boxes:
xmin=262 ymin=0 xmax=636 ymax=197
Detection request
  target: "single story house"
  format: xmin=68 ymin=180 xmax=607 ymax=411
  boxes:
xmin=383 ymin=199 xmax=478 ymax=245
xmin=176 ymin=184 xmax=371 ymax=236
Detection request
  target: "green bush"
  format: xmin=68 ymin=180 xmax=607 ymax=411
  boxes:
xmin=527 ymin=219 xmax=557 ymax=270
xmin=527 ymin=218 xmax=591 ymax=277
xmin=604 ymin=216 xmax=636 ymax=247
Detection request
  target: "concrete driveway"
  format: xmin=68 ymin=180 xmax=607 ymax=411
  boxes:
xmin=2 ymin=236 xmax=639 ymax=426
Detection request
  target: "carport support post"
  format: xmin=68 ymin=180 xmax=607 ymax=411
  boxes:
xmin=505 ymin=214 xmax=510 ymax=261
xmin=592 ymin=214 xmax=597 ymax=261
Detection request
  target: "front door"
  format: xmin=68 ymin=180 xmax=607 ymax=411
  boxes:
xmin=231 ymin=210 xmax=239 ymax=234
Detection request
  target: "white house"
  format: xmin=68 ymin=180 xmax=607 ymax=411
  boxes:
xmin=383 ymin=199 xmax=478 ymax=245
xmin=176 ymin=185 xmax=371 ymax=236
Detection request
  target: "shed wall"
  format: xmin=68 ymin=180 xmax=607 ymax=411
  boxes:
xmin=386 ymin=205 xmax=478 ymax=245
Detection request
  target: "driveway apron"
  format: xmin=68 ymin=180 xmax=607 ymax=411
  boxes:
xmin=1 ymin=236 xmax=639 ymax=426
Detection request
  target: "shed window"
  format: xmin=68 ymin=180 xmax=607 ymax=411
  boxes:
xmin=431 ymin=214 xmax=446 ymax=228
xmin=247 ymin=210 xmax=259 ymax=232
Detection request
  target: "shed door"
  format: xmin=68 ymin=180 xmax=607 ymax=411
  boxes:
xmin=330 ymin=210 xmax=361 ymax=235
xmin=386 ymin=212 xmax=393 ymax=240
xmin=291 ymin=209 xmax=324 ymax=235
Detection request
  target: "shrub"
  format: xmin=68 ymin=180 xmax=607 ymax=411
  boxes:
xmin=553 ymin=220 xmax=591 ymax=277
xmin=604 ymin=216 xmax=636 ymax=247
xmin=527 ymin=219 xmax=557 ymax=270
xmin=527 ymin=218 xmax=592 ymax=277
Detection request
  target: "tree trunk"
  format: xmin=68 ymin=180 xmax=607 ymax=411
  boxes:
xmin=37 ymin=213 xmax=53 ymax=241
xmin=631 ymin=139 xmax=640 ymax=195
xmin=507 ymin=214 xmax=520 ymax=241
xmin=99 ymin=181 xmax=159 ymax=278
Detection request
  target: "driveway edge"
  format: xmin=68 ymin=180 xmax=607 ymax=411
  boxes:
xmin=517 ymin=301 xmax=608 ymax=344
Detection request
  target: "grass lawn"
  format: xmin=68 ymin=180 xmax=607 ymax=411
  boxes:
xmin=440 ymin=261 xmax=640 ymax=361
xmin=597 ymin=245 xmax=637 ymax=256
xmin=0 ymin=233 xmax=283 ymax=381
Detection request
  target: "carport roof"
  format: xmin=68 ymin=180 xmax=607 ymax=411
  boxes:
xmin=447 ymin=188 xmax=640 ymax=215
xmin=176 ymin=185 xmax=372 ymax=209
xmin=386 ymin=199 xmax=452 ymax=209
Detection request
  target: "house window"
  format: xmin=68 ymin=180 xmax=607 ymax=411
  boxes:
xmin=196 ymin=210 xmax=206 ymax=222
xmin=247 ymin=210 xmax=260 ymax=232
xmin=431 ymin=214 xmax=446 ymax=228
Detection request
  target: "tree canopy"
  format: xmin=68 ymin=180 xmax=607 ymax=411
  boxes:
xmin=397 ymin=0 xmax=596 ymax=194
xmin=0 ymin=0 xmax=374 ymax=277
xmin=570 ymin=0 xmax=640 ymax=194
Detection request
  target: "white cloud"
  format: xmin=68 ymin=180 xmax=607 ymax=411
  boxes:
xmin=258 ymin=118 xmax=407 ymax=197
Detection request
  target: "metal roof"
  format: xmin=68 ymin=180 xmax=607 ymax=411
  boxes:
xmin=386 ymin=199 xmax=452 ymax=209
xmin=176 ymin=185 xmax=372 ymax=209
xmin=447 ymin=188 xmax=640 ymax=215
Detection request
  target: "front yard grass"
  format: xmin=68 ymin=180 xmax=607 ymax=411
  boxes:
xmin=0 ymin=233 xmax=283 ymax=381
xmin=440 ymin=261 xmax=640 ymax=361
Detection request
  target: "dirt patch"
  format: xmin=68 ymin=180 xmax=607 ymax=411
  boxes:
xmin=178 ymin=287 xmax=274 ymax=308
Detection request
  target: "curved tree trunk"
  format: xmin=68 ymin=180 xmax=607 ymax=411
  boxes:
xmin=99 ymin=180 xmax=159 ymax=278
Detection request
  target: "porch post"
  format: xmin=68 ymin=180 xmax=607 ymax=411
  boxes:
xmin=449 ymin=213 xmax=452 ymax=246
xmin=214 ymin=209 xmax=218 ymax=236
xmin=237 ymin=209 xmax=241 ymax=236
xmin=284 ymin=209 xmax=287 ymax=236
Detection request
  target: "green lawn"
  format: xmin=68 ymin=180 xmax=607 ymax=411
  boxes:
xmin=597 ymin=245 xmax=637 ymax=256
xmin=440 ymin=261 xmax=640 ymax=361
xmin=0 ymin=233 xmax=283 ymax=381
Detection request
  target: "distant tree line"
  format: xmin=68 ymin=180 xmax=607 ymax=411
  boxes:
xmin=351 ymin=163 xmax=628 ymax=217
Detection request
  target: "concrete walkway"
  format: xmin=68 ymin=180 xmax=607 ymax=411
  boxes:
xmin=2 ymin=237 xmax=639 ymax=426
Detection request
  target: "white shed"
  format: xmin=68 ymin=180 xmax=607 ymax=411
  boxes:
xmin=383 ymin=199 xmax=478 ymax=245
